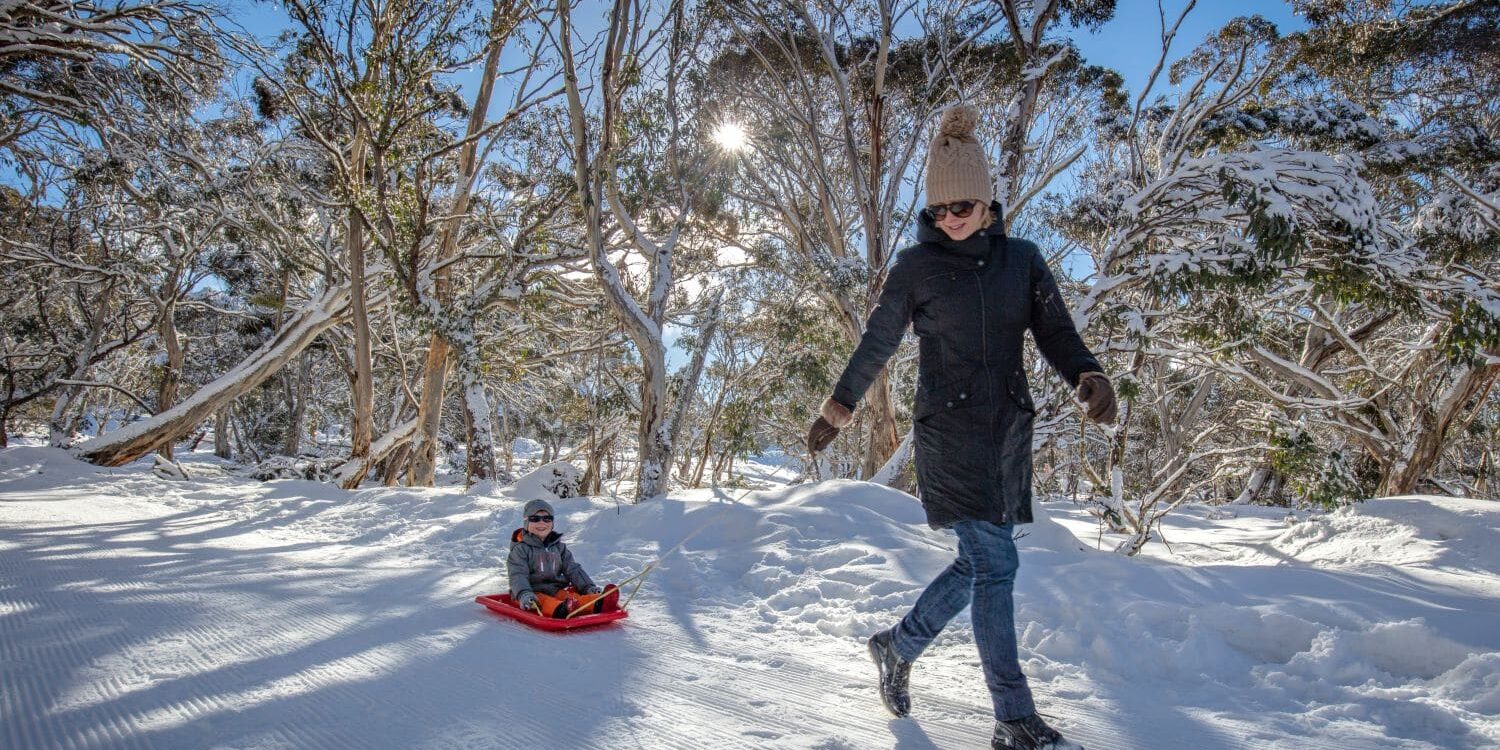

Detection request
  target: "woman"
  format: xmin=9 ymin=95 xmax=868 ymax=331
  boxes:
xmin=807 ymin=104 xmax=1115 ymax=750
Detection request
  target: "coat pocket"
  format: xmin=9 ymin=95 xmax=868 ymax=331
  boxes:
xmin=914 ymin=374 xmax=984 ymax=422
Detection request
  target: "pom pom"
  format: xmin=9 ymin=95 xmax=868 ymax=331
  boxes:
xmin=938 ymin=104 xmax=980 ymax=139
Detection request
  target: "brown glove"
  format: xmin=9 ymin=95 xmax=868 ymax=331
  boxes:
xmin=807 ymin=398 xmax=854 ymax=454
xmin=1076 ymin=371 xmax=1117 ymax=424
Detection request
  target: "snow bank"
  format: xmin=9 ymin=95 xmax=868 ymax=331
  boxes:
xmin=498 ymin=460 xmax=584 ymax=501
xmin=0 ymin=444 xmax=108 ymax=484
xmin=1270 ymin=495 xmax=1500 ymax=574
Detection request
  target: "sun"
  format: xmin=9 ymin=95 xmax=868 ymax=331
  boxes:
xmin=712 ymin=122 xmax=749 ymax=152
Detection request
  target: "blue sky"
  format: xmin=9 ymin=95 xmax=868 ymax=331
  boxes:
xmin=1071 ymin=1 xmax=1306 ymax=97
xmin=218 ymin=1 xmax=1308 ymax=113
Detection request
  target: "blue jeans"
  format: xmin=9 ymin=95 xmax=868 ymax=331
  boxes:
xmin=889 ymin=519 xmax=1035 ymax=721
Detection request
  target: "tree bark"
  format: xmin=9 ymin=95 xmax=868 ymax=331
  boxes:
xmin=49 ymin=377 xmax=88 ymax=449
xmin=870 ymin=427 xmax=915 ymax=487
xmin=408 ymin=338 xmax=451 ymax=485
xmin=855 ymin=23 xmax=899 ymax=479
xmin=154 ymin=297 xmax=184 ymax=460
xmin=859 ymin=370 xmax=902 ymax=479
xmin=381 ymin=442 xmax=412 ymax=486
xmin=1379 ymin=358 xmax=1497 ymax=496
xmin=336 ymin=416 xmax=419 ymax=490
xmin=460 ymin=363 xmax=497 ymax=485
xmin=347 ymin=131 xmax=374 ymax=463
xmin=282 ymin=353 xmax=311 ymax=456
xmin=636 ymin=348 xmax=672 ymax=500
xmin=214 ymin=406 xmax=231 ymax=459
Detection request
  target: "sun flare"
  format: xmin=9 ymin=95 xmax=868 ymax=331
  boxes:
xmin=712 ymin=122 xmax=749 ymax=152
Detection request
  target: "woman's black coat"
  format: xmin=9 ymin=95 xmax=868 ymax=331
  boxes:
xmin=832 ymin=208 xmax=1101 ymax=529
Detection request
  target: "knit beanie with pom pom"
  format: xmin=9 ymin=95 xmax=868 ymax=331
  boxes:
xmin=925 ymin=104 xmax=993 ymax=206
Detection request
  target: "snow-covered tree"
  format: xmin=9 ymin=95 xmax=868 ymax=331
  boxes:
xmin=0 ymin=0 xmax=221 ymax=161
xmin=0 ymin=188 xmax=152 ymax=446
xmin=1043 ymin=4 xmax=1498 ymax=551
xmin=1 ymin=11 xmax=237 ymax=454
xmin=556 ymin=0 xmax=733 ymax=501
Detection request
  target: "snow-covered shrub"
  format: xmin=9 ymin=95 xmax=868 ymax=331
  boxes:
xmin=245 ymin=456 xmax=343 ymax=482
xmin=510 ymin=461 xmax=584 ymax=500
xmin=1302 ymin=450 xmax=1367 ymax=511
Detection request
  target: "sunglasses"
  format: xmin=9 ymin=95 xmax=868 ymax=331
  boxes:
xmin=924 ymin=199 xmax=980 ymax=220
xmin=527 ymin=515 xmax=554 ymax=523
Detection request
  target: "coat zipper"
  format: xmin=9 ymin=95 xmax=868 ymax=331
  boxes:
xmin=979 ymin=239 xmax=1006 ymax=522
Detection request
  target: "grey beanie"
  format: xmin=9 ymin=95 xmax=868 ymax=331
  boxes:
xmin=925 ymin=104 xmax=993 ymax=206
xmin=522 ymin=498 xmax=555 ymax=520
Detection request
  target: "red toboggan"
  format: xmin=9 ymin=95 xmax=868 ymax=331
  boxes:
xmin=474 ymin=593 xmax=628 ymax=631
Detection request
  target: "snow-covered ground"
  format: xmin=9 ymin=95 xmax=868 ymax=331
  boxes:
xmin=2 ymin=445 xmax=1497 ymax=749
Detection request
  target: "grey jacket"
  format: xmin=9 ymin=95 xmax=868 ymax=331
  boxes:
xmin=507 ymin=527 xmax=596 ymax=598
xmin=832 ymin=205 xmax=1101 ymax=528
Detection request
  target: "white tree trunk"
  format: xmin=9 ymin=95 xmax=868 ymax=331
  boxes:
xmin=334 ymin=417 xmax=419 ymax=490
xmin=459 ymin=361 xmax=496 ymax=485
xmin=869 ymin=428 xmax=915 ymax=488
xmin=79 ymin=284 xmax=354 ymax=467
xmin=557 ymin=0 xmax=683 ymax=502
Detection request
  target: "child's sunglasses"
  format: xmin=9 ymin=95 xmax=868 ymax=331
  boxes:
xmin=924 ymin=199 xmax=980 ymax=220
xmin=527 ymin=514 xmax=554 ymax=523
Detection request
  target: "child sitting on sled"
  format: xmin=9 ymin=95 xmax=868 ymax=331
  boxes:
xmin=508 ymin=499 xmax=619 ymax=618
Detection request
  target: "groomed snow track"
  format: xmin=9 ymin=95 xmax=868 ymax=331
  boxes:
xmin=2 ymin=450 xmax=1480 ymax=749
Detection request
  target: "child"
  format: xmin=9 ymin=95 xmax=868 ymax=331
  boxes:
xmin=507 ymin=499 xmax=618 ymax=618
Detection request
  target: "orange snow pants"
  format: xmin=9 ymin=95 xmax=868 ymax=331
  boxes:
xmin=533 ymin=584 xmax=620 ymax=618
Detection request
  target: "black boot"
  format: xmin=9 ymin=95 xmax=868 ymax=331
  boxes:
xmin=866 ymin=629 xmax=912 ymax=717
xmin=991 ymin=713 xmax=1082 ymax=750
